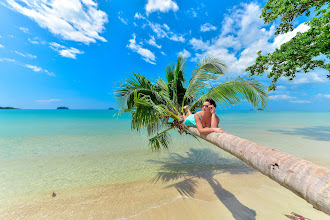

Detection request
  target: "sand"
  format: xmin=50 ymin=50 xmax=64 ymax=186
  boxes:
xmin=1 ymin=164 xmax=329 ymax=220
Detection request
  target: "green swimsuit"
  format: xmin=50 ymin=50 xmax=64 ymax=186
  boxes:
xmin=184 ymin=112 xmax=211 ymax=128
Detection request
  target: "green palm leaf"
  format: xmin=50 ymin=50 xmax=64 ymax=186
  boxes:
xmin=149 ymin=127 xmax=174 ymax=151
xmin=191 ymin=77 xmax=268 ymax=110
xmin=115 ymin=72 xmax=161 ymax=109
xmin=183 ymin=57 xmax=227 ymax=109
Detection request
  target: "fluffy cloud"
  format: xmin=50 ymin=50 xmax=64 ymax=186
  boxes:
xmin=269 ymin=95 xmax=295 ymax=100
xmin=14 ymin=51 xmax=37 ymax=59
xmin=19 ymin=27 xmax=29 ymax=33
xmin=145 ymin=0 xmax=178 ymax=14
xmin=147 ymin=36 xmax=161 ymax=49
xmin=5 ymin=0 xmax=108 ymax=44
xmin=200 ymin=23 xmax=217 ymax=32
xmin=0 ymin=58 xmax=15 ymax=62
xmin=28 ymin=37 xmax=46 ymax=45
xmin=134 ymin=12 xmax=145 ymax=20
xmin=25 ymin=64 xmax=55 ymax=76
xmin=147 ymin=21 xmax=185 ymax=42
xmin=25 ymin=64 xmax=42 ymax=72
xmin=289 ymin=100 xmax=311 ymax=103
xmin=118 ymin=11 xmax=128 ymax=25
xmin=189 ymin=3 xmax=310 ymax=76
xmin=292 ymin=72 xmax=326 ymax=84
xmin=316 ymin=94 xmax=330 ymax=98
xmin=169 ymin=34 xmax=185 ymax=42
xmin=0 ymin=57 xmax=54 ymax=76
xmin=37 ymin=99 xmax=62 ymax=103
xmin=178 ymin=49 xmax=191 ymax=58
xmin=50 ymin=42 xmax=84 ymax=59
xmin=127 ymin=34 xmax=156 ymax=64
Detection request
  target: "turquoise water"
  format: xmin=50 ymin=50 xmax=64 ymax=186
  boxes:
xmin=0 ymin=110 xmax=329 ymax=205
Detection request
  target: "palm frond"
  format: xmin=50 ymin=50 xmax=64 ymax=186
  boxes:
xmin=183 ymin=57 xmax=227 ymax=108
xmin=132 ymin=91 xmax=179 ymax=135
xmin=156 ymin=78 xmax=180 ymax=115
xmin=115 ymin=72 xmax=161 ymax=109
xmin=149 ymin=128 xmax=174 ymax=151
xmin=191 ymin=77 xmax=268 ymax=110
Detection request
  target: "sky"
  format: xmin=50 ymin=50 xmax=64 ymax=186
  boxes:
xmin=0 ymin=0 xmax=329 ymax=111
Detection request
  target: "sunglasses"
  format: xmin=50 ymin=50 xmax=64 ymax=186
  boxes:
xmin=202 ymin=105 xmax=210 ymax=108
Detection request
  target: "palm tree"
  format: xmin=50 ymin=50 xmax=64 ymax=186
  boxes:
xmin=116 ymin=56 xmax=267 ymax=151
xmin=115 ymin=56 xmax=330 ymax=215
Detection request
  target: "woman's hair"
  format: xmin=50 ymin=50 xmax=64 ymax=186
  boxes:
xmin=204 ymin=98 xmax=217 ymax=108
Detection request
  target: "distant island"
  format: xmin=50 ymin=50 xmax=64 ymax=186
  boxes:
xmin=108 ymin=107 xmax=115 ymax=110
xmin=0 ymin=106 xmax=19 ymax=109
xmin=57 ymin=107 xmax=69 ymax=110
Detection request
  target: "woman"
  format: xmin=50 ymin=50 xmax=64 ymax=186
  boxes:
xmin=183 ymin=98 xmax=226 ymax=134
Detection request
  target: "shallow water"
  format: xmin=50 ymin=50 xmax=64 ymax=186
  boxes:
xmin=0 ymin=110 xmax=329 ymax=207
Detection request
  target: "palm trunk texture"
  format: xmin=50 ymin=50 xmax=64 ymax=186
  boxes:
xmin=187 ymin=127 xmax=330 ymax=215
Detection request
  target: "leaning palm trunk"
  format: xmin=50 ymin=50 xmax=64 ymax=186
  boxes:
xmin=187 ymin=127 xmax=330 ymax=215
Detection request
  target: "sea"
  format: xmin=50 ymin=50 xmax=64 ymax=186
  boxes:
xmin=0 ymin=110 xmax=329 ymax=214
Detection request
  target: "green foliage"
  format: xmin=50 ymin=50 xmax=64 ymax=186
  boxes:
xmin=246 ymin=0 xmax=330 ymax=90
xmin=115 ymin=56 xmax=269 ymax=151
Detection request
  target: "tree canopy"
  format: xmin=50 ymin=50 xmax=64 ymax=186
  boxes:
xmin=246 ymin=0 xmax=330 ymax=90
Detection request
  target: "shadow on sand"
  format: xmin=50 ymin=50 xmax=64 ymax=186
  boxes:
xmin=269 ymin=126 xmax=330 ymax=142
xmin=149 ymin=148 xmax=257 ymax=220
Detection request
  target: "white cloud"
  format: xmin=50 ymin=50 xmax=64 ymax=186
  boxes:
xmin=25 ymin=64 xmax=55 ymax=76
xmin=148 ymin=22 xmax=168 ymax=38
xmin=187 ymin=8 xmax=197 ymax=17
xmin=118 ymin=11 xmax=128 ymax=25
xmin=14 ymin=51 xmax=37 ymax=58
xmin=161 ymin=51 xmax=166 ymax=55
xmin=273 ymin=23 xmax=310 ymax=48
xmin=19 ymin=27 xmax=29 ymax=33
xmin=25 ymin=64 xmax=42 ymax=72
xmin=6 ymin=0 xmax=108 ymax=44
xmin=269 ymin=95 xmax=295 ymax=100
xmin=163 ymin=24 xmax=170 ymax=31
xmin=28 ymin=37 xmax=46 ymax=44
xmin=178 ymin=49 xmax=191 ymax=58
xmin=316 ymin=94 xmax=330 ymax=98
xmin=147 ymin=36 xmax=161 ymax=49
xmin=50 ymin=42 xmax=84 ymax=59
xmin=292 ymin=72 xmax=326 ymax=84
xmin=127 ymin=34 xmax=156 ymax=64
xmin=200 ymin=23 xmax=217 ymax=32
xmin=134 ymin=12 xmax=145 ymax=20
xmin=0 ymin=44 xmax=4 ymax=48
xmin=289 ymin=100 xmax=311 ymax=103
xmin=145 ymin=0 xmax=178 ymax=14
xmin=37 ymin=99 xmax=62 ymax=103
xmin=147 ymin=21 xmax=184 ymax=42
xmin=189 ymin=38 xmax=209 ymax=51
xmin=189 ymin=3 xmax=310 ymax=77
xmin=169 ymin=34 xmax=185 ymax=42
xmin=0 ymin=57 xmax=54 ymax=76
xmin=0 ymin=58 xmax=15 ymax=62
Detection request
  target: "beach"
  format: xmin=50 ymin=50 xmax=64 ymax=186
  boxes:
xmin=0 ymin=110 xmax=329 ymax=219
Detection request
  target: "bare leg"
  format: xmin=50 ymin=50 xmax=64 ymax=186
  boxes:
xmin=183 ymin=106 xmax=192 ymax=120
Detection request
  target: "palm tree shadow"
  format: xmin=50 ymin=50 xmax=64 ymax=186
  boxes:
xmin=269 ymin=126 xmax=330 ymax=142
xmin=149 ymin=148 xmax=257 ymax=220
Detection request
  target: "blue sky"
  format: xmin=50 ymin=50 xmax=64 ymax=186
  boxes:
xmin=0 ymin=0 xmax=329 ymax=110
